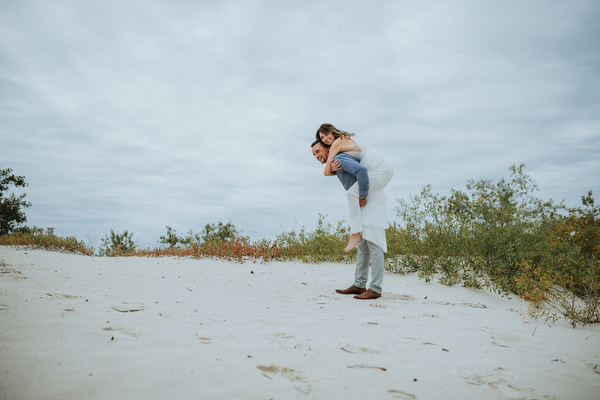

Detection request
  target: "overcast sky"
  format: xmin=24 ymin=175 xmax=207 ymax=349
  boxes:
xmin=2 ymin=0 xmax=599 ymax=249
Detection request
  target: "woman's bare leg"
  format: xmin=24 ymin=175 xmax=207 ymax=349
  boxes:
xmin=345 ymin=232 xmax=362 ymax=252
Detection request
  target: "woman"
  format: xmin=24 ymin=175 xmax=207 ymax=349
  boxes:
xmin=316 ymin=124 xmax=361 ymax=176
xmin=315 ymin=123 xmax=394 ymax=252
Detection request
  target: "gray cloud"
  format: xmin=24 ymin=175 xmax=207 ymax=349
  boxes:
xmin=2 ymin=0 xmax=599 ymax=248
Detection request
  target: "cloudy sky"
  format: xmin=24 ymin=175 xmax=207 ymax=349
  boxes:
xmin=2 ymin=0 xmax=599 ymax=249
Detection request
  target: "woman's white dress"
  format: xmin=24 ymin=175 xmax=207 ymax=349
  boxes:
xmin=343 ymin=138 xmax=394 ymax=252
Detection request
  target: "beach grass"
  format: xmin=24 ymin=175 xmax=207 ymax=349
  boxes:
xmin=0 ymin=229 xmax=94 ymax=256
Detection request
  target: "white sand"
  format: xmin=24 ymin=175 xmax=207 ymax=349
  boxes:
xmin=1 ymin=246 xmax=599 ymax=400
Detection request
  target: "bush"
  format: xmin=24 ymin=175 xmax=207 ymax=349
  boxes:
xmin=98 ymin=230 xmax=137 ymax=256
xmin=546 ymin=191 xmax=600 ymax=259
xmin=387 ymin=164 xmax=599 ymax=327
xmin=0 ymin=228 xmax=94 ymax=256
xmin=0 ymin=167 xmax=31 ymax=234
xmin=159 ymin=221 xmax=239 ymax=248
xmin=272 ymin=214 xmax=353 ymax=263
xmin=148 ymin=216 xmax=353 ymax=263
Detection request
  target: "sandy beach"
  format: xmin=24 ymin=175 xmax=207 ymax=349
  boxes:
xmin=1 ymin=246 xmax=599 ymax=399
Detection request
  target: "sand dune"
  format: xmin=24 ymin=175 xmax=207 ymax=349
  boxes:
xmin=1 ymin=246 xmax=599 ymax=399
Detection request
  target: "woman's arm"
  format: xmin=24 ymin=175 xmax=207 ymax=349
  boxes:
xmin=323 ymin=139 xmax=343 ymax=176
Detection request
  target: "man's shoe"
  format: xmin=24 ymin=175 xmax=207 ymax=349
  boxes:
xmin=354 ymin=289 xmax=381 ymax=300
xmin=336 ymin=285 xmax=367 ymax=295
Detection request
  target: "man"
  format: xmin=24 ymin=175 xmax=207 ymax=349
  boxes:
xmin=311 ymin=140 xmax=387 ymax=300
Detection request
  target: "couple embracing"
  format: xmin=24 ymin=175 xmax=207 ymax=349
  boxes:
xmin=311 ymin=123 xmax=394 ymax=300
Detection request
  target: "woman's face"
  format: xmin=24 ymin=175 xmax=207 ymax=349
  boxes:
xmin=319 ymin=131 xmax=335 ymax=146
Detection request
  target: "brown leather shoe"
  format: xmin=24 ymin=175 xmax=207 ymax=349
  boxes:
xmin=336 ymin=285 xmax=367 ymax=295
xmin=354 ymin=289 xmax=381 ymax=300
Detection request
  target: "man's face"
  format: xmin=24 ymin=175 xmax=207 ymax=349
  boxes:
xmin=312 ymin=143 xmax=329 ymax=164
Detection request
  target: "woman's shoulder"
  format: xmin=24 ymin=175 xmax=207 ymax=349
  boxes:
xmin=349 ymin=136 xmax=369 ymax=151
xmin=334 ymin=136 xmax=360 ymax=151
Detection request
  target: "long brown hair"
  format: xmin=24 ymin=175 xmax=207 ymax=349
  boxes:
xmin=315 ymin=123 xmax=354 ymax=144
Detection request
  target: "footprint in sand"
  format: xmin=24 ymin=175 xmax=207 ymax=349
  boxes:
xmin=111 ymin=302 xmax=145 ymax=312
xmin=257 ymin=365 xmax=312 ymax=394
xmin=388 ymin=389 xmax=416 ymax=399
xmin=102 ymin=326 xmax=140 ymax=337
xmin=197 ymin=336 xmax=212 ymax=344
xmin=46 ymin=293 xmax=81 ymax=299
xmin=341 ymin=344 xmax=381 ymax=354
xmin=0 ymin=266 xmax=26 ymax=279
xmin=386 ymin=293 xmax=417 ymax=301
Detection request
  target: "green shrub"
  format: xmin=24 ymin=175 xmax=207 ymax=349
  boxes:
xmin=145 ymin=216 xmax=353 ymax=263
xmin=0 ymin=228 xmax=94 ymax=256
xmin=387 ymin=164 xmax=599 ymax=327
xmin=273 ymin=214 xmax=353 ymax=263
xmin=97 ymin=229 xmax=137 ymax=256
xmin=0 ymin=167 xmax=31 ymax=234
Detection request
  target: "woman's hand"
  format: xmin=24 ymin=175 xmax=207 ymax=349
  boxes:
xmin=331 ymin=159 xmax=342 ymax=172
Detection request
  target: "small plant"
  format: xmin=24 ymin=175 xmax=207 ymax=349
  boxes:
xmin=202 ymin=220 xmax=239 ymax=243
xmin=98 ymin=230 xmax=137 ymax=256
xmin=159 ymin=225 xmax=201 ymax=248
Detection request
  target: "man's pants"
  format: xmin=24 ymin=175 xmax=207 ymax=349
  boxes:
xmin=354 ymin=239 xmax=384 ymax=294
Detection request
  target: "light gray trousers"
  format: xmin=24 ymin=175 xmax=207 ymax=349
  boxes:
xmin=353 ymin=239 xmax=384 ymax=294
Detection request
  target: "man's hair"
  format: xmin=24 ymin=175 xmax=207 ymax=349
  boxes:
xmin=311 ymin=139 xmax=329 ymax=149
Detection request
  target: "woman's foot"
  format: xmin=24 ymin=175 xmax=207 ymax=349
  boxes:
xmin=344 ymin=233 xmax=362 ymax=252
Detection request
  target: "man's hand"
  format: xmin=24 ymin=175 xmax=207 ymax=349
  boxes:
xmin=359 ymin=196 xmax=367 ymax=207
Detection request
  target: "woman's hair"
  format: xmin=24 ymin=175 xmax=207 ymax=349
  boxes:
xmin=315 ymin=123 xmax=354 ymax=143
